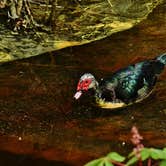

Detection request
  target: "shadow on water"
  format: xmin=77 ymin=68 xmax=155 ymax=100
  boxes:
xmin=0 ymin=151 xmax=71 ymax=166
xmin=0 ymin=4 xmax=166 ymax=166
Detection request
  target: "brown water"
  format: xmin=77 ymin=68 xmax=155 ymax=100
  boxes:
xmin=0 ymin=4 xmax=166 ymax=166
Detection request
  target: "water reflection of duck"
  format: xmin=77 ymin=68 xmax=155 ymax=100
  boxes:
xmin=74 ymin=53 xmax=166 ymax=109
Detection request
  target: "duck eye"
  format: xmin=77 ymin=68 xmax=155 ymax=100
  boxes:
xmin=85 ymin=80 xmax=89 ymax=84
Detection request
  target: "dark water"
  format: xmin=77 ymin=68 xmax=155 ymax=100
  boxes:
xmin=0 ymin=5 xmax=166 ymax=166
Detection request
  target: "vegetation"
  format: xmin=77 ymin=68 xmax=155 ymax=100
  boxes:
xmin=85 ymin=126 xmax=166 ymax=166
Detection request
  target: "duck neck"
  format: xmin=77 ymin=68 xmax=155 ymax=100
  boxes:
xmin=93 ymin=80 xmax=102 ymax=99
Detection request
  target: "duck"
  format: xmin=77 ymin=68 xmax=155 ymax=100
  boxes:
xmin=74 ymin=53 xmax=166 ymax=109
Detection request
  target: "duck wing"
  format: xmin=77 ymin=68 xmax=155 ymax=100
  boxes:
xmin=100 ymin=60 xmax=164 ymax=103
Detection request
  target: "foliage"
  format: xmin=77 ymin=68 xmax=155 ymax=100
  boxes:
xmin=85 ymin=152 xmax=125 ymax=166
xmin=85 ymin=126 xmax=166 ymax=166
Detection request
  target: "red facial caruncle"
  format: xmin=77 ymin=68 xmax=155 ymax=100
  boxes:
xmin=74 ymin=73 xmax=95 ymax=100
xmin=77 ymin=79 xmax=92 ymax=91
xmin=74 ymin=78 xmax=92 ymax=100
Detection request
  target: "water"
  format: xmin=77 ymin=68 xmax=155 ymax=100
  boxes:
xmin=0 ymin=6 xmax=166 ymax=166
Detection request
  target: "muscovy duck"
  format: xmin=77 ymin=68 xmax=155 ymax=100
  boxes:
xmin=74 ymin=53 xmax=166 ymax=109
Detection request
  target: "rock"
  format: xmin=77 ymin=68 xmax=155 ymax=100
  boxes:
xmin=0 ymin=0 xmax=164 ymax=63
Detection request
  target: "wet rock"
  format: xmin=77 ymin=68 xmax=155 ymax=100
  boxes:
xmin=0 ymin=0 xmax=164 ymax=63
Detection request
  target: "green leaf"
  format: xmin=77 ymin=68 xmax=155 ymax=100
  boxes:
xmin=85 ymin=158 xmax=104 ymax=166
xmin=128 ymin=151 xmax=135 ymax=158
xmin=163 ymin=148 xmax=166 ymax=153
xmin=150 ymin=148 xmax=166 ymax=160
xmin=104 ymin=159 xmax=114 ymax=166
xmin=98 ymin=160 xmax=105 ymax=166
xmin=160 ymin=160 xmax=166 ymax=166
xmin=107 ymin=152 xmax=125 ymax=162
xmin=140 ymin=148 xmax=150 ymax=161
xmin=163 ymin=148 xmax=166 ymax=157
xmin=126 ymin=156 xmax=138 ymax=166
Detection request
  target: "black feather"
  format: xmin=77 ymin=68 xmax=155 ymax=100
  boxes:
xmin=97 ymin=57 xmax=165 ymax=103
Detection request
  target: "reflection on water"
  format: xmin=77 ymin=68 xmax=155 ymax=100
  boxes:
xmin=0 ymin=5 xmax=166 ymax=166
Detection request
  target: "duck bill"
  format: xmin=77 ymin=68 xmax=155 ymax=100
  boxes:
xmin=74 ymin=91 xmax=82 ymax=100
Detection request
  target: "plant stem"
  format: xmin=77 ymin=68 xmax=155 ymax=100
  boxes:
xmin=111 ymin=160 xmax=125 ymax=166
xmin=147 ymin=158 xmax=151 ymax=166
xmin=138 ymin=159 xmax=142 ymax=166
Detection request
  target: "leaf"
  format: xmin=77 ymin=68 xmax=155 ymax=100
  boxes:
xmin=85 ymin=158 xmax=104 ymax=166
xmin=160 ymin=160 xmax=166 ymax=166
xmin=150 ymin=148 xmax=166 ymax=160
xmin=128 ymin=151 xmax=135 ymax=158
xmin=163 ymin=148 xmax=166 ymax=153
xmin=126 ymin=156 xmax=138 ymax=166
xmin=104 ymin=159 xmax=114 ymax=166
xmin=98 ymin=160 xmax=105 ymax=166
xmin=107 ymin=152 xmax=125 ymax=162
xmin=163 ymin=148 xmax=166 ymax=157
xmin=140 ymin=148 xmax=150 ymax=161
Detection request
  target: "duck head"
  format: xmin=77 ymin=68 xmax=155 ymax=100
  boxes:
xmin=74 ymin=73 xmax=98 ymax=99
